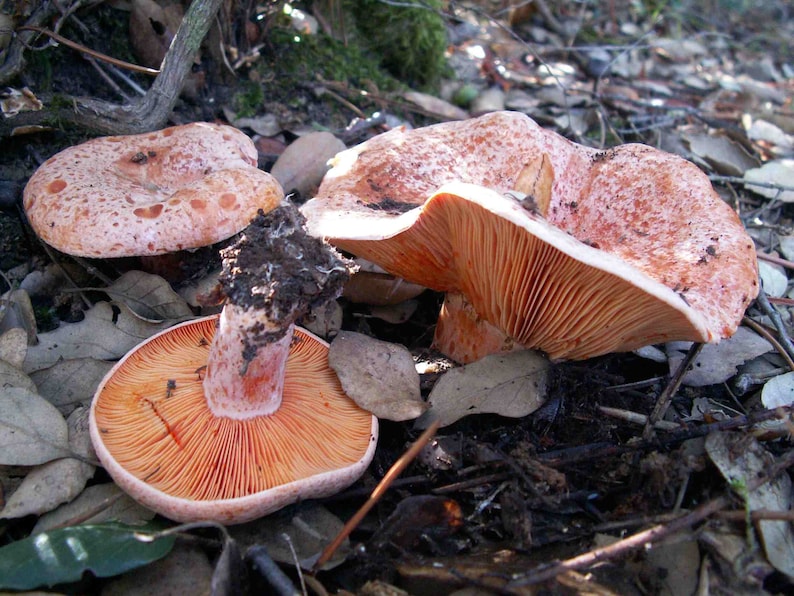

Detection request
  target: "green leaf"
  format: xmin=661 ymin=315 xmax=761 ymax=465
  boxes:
xmin=0 ymin=522 xmax=175 ymax=590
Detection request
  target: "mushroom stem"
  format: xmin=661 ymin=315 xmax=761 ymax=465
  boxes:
xmin=204 ymin=303 xmax=292 ymax=419
xmin=434 ymin=292 xmax=522 ymax=363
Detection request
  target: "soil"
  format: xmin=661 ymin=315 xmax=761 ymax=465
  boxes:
xmin=2 ymin=1 xmax=794 ymax=595
xmin=219 ymin=204 xmax=352 ymax=352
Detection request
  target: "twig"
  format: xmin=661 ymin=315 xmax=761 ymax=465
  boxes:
xmin=598 ymin=405 xmax=680 ymax=430
xmin=642 ymin=342 xmax=702 ymax=440
xmin=757 ymin=251 xmax=794 ymax=270
xmin=18 ymin=26 xmax=160 ymax=76
xmin=710 ymin=174 xmax=794 ymax=194
xmin=1 ymin=0 xmax=223 ymax=136
xmin=742 ymin=316 xmax=794 ymax=371
xmin=754 ymin=289 xmax=794 ymax=365
xmin=537 ymin=406 xmax=793 ymax=466
xmin=508 ymin=446 xmax=794 ymax=588
xmin=311 ymin=420 xmax=441 ymax=572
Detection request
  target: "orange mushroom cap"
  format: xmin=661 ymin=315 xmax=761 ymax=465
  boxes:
xmin=89 ymin=204 xmax=377 ymax=523
xmin=301 ymin=111 xmax=758 ymax=361
xmin=23 ymin=122 xmax=282 ymax=257
xmin=89 ymin=316 xmax=377 ymax=523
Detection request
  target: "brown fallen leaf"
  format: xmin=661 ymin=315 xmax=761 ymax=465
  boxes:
xmin=416 ymin=350 xmax=549 ymax=428
xmin=329 ymin=330 xmax=425 ymax=421
xmin=0 ymin=387 xmax=70 ymax=466
xmin=0 ymin=406 xmax=94 ymax=519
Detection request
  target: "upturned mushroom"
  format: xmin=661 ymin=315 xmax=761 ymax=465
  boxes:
xmin=301 ymin=111 xmax=758 ymax=362
xmin=89 ymin=204 xmax=378 ymax=523
xmin=23 ymin=122 xmax=282 ymax=257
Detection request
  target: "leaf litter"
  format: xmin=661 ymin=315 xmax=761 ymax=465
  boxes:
xmin=2 ymin=0 xmax=794 ymax=593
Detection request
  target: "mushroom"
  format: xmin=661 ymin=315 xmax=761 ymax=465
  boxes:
xmin=301 ymin=111 xmax=758 ymax=362
xmin=89 ymin=204 xmax=378 ymax=523
xmin=23 ymin=122 xmax=282 ymax=258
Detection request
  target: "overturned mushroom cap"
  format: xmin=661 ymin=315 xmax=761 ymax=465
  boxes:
xmin=302 ymin=111 xmax=758 ymax=361
xmin=89 ymin=315 xmax=378 ymax=523
xmin=24 ymin=122 xmax=282 ymax=257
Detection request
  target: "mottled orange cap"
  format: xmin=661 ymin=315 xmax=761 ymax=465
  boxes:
xmin=302 ymin=111 xmax=759 ymax=361
xmin=24 ymin=122 xmax=283 ymax=257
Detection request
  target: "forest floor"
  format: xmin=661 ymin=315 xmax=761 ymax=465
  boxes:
xmin=1 ymin=1 xmax=794 ymax=594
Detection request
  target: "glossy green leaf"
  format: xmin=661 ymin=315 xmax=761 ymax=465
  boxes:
xmin=0 ymin=522 xmax=175 ymax=590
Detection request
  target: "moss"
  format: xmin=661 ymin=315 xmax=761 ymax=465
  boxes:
xmin=232 ymin=80 xmax=265 ymax=118
xmin=264 ymin=27 xmax=402 ymax=92
xmin=344 ymin=0 xmax=449 ymax=92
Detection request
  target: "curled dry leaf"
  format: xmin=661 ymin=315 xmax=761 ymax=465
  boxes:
xmin=0 ymin=387 xmax=70 ymax=466
xmin=0 ymin=289 xmax=37 ymax=345
xmin=666 ymin=327 xmax=773 ymax=387
xmin=706 ymin=431 xmax=794 ymax=579
xmin=105 ymin=271 xmax=194 ymax=322
xmin=329 ymin=330 xmax=425 ymax=421
xmin=23 ymin=301 xmax=172 ymax=374
xmin=29 ymin=358 xmax=115 ymax=416
xmin=0 ymin=407 xmax=95 ymax=519
xmin=129 ymin=0 xmax=184 ymax=70
xmin=415 ymin=350 xmax=549 ymax=429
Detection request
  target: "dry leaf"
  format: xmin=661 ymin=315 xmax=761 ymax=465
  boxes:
xmin=0 ymin=358 xmax=37 ymax=392
xmin=129 ymin=0 xmax=183 ymax=69
xmin=233 ymin=504 xmax=349 ymax=570
xmin=29 ymin=358 xmax=115 ymax=415
xmin=0 ymin=406 xmax=95 ymax=519
xmin=402 ymin=91 xmax=469 ymax=121
xmin=415 ymin=350 xmax=549 ymax=428
xmin=683 ymin=131 xmax=760 ymax=176
xmin=105 ymin=270 xmax=194 ymax=322
xmin=23 ymin=301 xmax=173 ymax=373
xmin=300 ymin=300 xmax=343 ymax=339
xmin=271 ymin=131 xmax=346 ymax=198
xmin=368 ymin=300 xmax=418 ymax=324
xmin=329 ymin=331 xmax=425 ymax=421
xmin=706 ymin=431 xmax=794 ymax=579
xmin=33 ymin=483 xmax=156 ymax=534
xmin=0 ymin=327 xmax=27 ymax=368
xmin=758 ymin=260 xmax=788 ymax=297
xmin=101 ymin=544 xmax=213 ymax=595
xmin=744 ymin=160 xmax=794 ymax=202
xmin=666 ymin=327 xmax=773 ymax=387
xmin=0 ymin=387 xmax=70 ymax=465
xmin=0 ymin=288 xmax=37 ymax=345
xmin=761 ymin=371 xmax=794 ymax=409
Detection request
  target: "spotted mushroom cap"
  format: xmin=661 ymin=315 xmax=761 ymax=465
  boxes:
xmin=301 ymin=111 xmax=758 ymax=360
xmin=89 ymin=315 xmax=378 ymax=523
xmin=23 ymin=122 xmax=283 ymax=257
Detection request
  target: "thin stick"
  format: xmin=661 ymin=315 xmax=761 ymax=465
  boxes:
xmin=642 ymin=343 xmax=702 ymax=440
xmin=743 ymin=316 xmax=794 ymax=371
xmin=754 ymin=289 xmax=794 ymax=365
xmin=757 ymin=251 xmax=794 ymax=270
xmin=18 ymin=26 xmax=160 ymax=76
xmin=508 ymin=447 xmax=794 ymax=588
xmin=311 ymin=420 xmax=441 ymax=572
